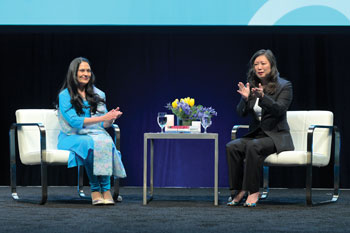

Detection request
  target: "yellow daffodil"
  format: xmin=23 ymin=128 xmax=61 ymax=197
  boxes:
xmin=172 ymin=99 xmax=179 ymax=108
xmin=189 ymin=98 xmax=195 ymax=107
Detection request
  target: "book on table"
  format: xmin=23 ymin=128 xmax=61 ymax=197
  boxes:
xmin=165 ymin=126 xmax=200 ymax=133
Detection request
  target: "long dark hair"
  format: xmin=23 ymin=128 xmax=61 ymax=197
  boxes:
xmin=247 ymin=49 xmax=279 ymax=95
xmin=58 ymin=57 xmax=104 ymax=115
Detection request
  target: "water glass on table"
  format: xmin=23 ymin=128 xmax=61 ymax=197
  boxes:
xmin=201 ymin=116 xmax=212 ymax=133
xmin=157 ymin=112 xmax=167 ymax=133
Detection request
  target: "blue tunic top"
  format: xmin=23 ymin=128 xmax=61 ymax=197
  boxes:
xmin=57 ymin=87 xmax=126 ymax=177
xmin=57 ymin=88 xmax=99 ymax=167
xmin=57 ymin=87 xmax=126 ymax=178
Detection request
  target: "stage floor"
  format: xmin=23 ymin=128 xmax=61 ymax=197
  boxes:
xmin=0 ymin=186 xmax=349 ymax=233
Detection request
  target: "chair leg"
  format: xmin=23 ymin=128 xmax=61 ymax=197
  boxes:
xmin=40 ymin=161 xmax=48 ymax=205
xmin=332 ymin=127 xmax=341 ymax=201
xmin=10 ymin=124 xmax=48 ymax=205
xmin=77 ymin=165 xmax=88 ymax=199
xmin=112 ymin=124 xmax=122 ymax=202
xmin=9 ymin=126 xmax=19 ymax=201
xmin=306 ymin=126 xmax=340 ymax=206
xmin=113 ymin=177 xmax=122 ymax=202
xmin=260 ymin=166 xmax=269 ymax=199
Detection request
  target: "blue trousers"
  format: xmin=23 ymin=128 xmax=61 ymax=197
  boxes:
xmin=84 ymin=152 xmax=111 ymax=192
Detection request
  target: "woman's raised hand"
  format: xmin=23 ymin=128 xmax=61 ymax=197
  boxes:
xmin=237 ymin=82 xmax=250 ymax=101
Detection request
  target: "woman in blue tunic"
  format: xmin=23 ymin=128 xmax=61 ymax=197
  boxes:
xmin=57 ymin=57 xmax=126 ymax=205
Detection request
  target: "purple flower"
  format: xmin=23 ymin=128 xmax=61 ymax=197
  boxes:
xmin=177 ymin=101 xmax=191 ymax=115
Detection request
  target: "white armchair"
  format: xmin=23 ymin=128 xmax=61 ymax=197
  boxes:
xmin=231 ymin=111 xmax=340 ymax=206
xmin=9 ymin=109 xmax=122 ymax=204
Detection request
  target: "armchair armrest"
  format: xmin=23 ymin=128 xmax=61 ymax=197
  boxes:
xmin=111 ymin=124 xmax=121 ymax=151
xmin=231 ymin=125 xmax=249 ymax=140
xmin=306 ymin=125 xmax=340 ymax=167
xmin=10 ymin=122 xmax=47 ymax=162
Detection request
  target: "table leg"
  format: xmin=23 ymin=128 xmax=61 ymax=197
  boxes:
xmin=143 ymin=136 xmax=148 ymax=205
xmin=214 ymin=135 xmax=219 ymax=206
xmin=150 ymin=139 xmax=154 ymax=197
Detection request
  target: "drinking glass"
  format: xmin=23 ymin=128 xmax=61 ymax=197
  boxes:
xmin=157 ymin=112 xmax=167 ymax=133
xmin=201 ymin=116 xmax=212 ymax=133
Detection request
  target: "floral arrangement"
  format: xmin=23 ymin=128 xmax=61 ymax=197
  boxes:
xmin=165 ymin=97 xmax=217 ymax=121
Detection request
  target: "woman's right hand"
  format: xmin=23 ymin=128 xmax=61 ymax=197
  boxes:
xmin=237 ymin=82 xmax=250 ymax=101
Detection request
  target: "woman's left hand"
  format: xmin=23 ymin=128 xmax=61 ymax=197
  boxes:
xmin=251 ymin=83 xmax=264 ymax=98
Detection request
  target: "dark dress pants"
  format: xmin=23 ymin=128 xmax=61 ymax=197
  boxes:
xmin=226 ymin=130 xmax=276 ymax=193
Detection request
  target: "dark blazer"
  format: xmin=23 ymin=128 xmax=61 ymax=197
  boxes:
xmin=236 ymin=77 xmax=294 ymax=153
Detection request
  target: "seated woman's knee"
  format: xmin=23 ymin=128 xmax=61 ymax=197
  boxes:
xmin=226 ymin=139 xmax=242 ymax=150
xmin=75 ymin=135 xmax=93 ymax=146
xmin=246 ymin=139 xmax=262 ymax=153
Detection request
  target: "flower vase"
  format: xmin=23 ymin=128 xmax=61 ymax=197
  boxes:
xmin=177 ymin=118 xmax=192 ymax=126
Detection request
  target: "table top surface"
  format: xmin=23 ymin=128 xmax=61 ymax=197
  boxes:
xmin=144 ymin=132 xmax=218 ymax=139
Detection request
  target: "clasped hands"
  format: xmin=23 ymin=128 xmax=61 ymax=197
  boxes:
xmin=237 ymin=82 xmax=264 ymax=101
xmin=104 ymin=107 xmax=123 ymax=123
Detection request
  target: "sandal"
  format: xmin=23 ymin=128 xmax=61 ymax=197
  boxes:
xmin=243 ymin=192 xmax=259 ymax=207
xmin=227 ymin=191 xmax=246 ymax=207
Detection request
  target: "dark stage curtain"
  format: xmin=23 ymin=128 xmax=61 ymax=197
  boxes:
xmin=1 ymin=26 xmax=348 ymax=188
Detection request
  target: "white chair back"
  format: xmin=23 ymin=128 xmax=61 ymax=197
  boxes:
xmin=288 ymin=111 xmax=333 ymax=164
xmin=261 ymin=110 xmax=339 ymax=205
xmin=265 ymin=110 xmax=333 ymax=167
xmin=15 ymin=109 xmax=69 ymax=165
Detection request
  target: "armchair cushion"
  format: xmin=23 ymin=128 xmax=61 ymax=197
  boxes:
xmin=264 ymin=151 xmax=329 ymax=167
xmin=20 ymin=149 xmax=70 ymax=165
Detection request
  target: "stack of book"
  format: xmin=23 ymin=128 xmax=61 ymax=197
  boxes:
xmin=165 ymin=126 xmax=200 ymax=133
xmin=165 ymin=126 xmax=190 ymax=133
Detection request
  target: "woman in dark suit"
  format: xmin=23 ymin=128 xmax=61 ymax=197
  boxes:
xmin=226 ymin=49 xmax=294 ymax=207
